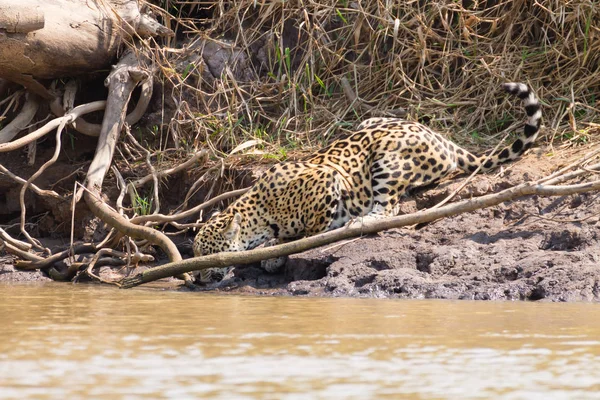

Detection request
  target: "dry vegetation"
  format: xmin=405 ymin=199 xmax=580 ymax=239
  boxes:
xmin=1 ymin=0 xmax=600 ymax=285
xmin=159 ymin=0 xmax=599 ymax=159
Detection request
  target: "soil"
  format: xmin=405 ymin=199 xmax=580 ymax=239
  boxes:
xmin=2 ymin=142 xmax=599 ymax=302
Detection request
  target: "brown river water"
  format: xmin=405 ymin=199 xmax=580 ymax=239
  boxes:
xmin=2 ymin=283 xmax=600 ymax=399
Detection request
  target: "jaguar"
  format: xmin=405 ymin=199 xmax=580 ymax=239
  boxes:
xmin=193 ymin=82 xmax=541 ymax=282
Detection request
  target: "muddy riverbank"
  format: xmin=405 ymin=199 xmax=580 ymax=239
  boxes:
xmin=185 ymin=152 xmax=600 ymax=302
xmin=2 ymin=151 xmax=599 ymax=302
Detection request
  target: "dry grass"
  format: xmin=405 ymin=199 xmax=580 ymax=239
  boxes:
xmin=150 ymin=0 xmax=600 ymax=162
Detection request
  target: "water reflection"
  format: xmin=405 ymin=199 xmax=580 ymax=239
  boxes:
xmin=2 ymin=283 xmax=600 ymax=399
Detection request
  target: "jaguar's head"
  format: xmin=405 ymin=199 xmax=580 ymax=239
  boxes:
xmin=192 ymin=212 xmax=244 ymax=284
xmin=194 ymin=212 xmax=244 ymax=257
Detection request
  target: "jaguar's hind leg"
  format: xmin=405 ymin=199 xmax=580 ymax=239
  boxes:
xmin=368 ymin=139 xmax=457 ymax=218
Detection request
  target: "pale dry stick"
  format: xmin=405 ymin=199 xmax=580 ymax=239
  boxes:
xmin=540 ymin=161 xmax=600 ymax=187
xmin=124 ymin=239 xmax=134 ymax=271
xmin=524 ymin=194 xmax=600 ymax=224
xmin=49 ymin=166 xmax=84 ymax=190
xmin=111 ymin=166 xmax=128 ymax=215
xmin=180 ymin=167 xmax=215 ymax=211
xmin=0 ymin=228 xmax=32 ymax=251
xmin=70 ymin=180 xmax=78 ymax=257
xmin=124 ymin=133 xmax=167 ymax=217
xmin=139 ymin=142 xmax=161 ymax=215
xmin=124 ymin=129 xmax=148 ymax=153
xmin=121 ymin=178 xmax=600 ymax=288
xmin=165 ymin=221 xmax=199 ymax=230
xmin=150 ymin=164 xmax=161 ymax=216
xmin=0 ymin=93 xmax=40 ymax=143
xmin=166 ymin=97 xmax=190 ymax=149
xmin=0 ymin=89 xmax=21 ymax=109
xmin=319 ymin=237 xmax=361 ymax=253
xmin=181 ymin=162 xmax=223 ymax=211
xmin=127 ymin=147 xmax=182 ymax=163
xmin=95 ymin=227 xmax=118 ymax=249
xmin=117 ymin=141 xmax=137 ymax=168
xmin=0 ymin=163 xmax=61 ymax=199
xmin=127 ymin=146 xmax=208 ymax=190
xmin=195 ymin=169 xmax=220 ymax=217
xmin=536 ymin=146 xmax=600 ymax=184
xmin=549 ymin=101 xmax=571 ymax=146
xmin=129 ymin=187 xmax=250 ymax=225
xmin=19 ymin=119 xmax=68 ymax=252
xmin=582 ymin=166 xmax=600 ymax=175
xmin=124 ymin=238 xmax=140 ymax=271
xmin=340 ymin=76 xmax=406 ymax=118
xmin=567 ymin=84 xmax=577 ymax=133
xmin=102 ymin=168 xmax=128 ymax=250
xmin=0 ymin=241 xmax=44 ymax=262
xmin=0 ymin=101 xmax=107 ymax=153
xmin=0 ymin=91 xmax=23 ymax=119
xmin=68 ymin=180 xmax=113 ymax=261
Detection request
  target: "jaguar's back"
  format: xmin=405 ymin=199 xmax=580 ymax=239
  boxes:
xmin=194 ymin=82 xmax=541 ymax=282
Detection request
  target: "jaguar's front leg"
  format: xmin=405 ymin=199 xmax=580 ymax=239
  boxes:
xmin=260 ymin=239 xmax=289 ymax=273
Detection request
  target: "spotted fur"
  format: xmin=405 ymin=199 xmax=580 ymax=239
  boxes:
xmin=194 ymin=83 xmax=541 ymax=282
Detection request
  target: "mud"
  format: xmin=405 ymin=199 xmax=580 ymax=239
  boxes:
xmin=0 ymin=257 xmax=51 ymax=283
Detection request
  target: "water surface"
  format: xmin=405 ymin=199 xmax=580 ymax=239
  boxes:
xmin=2 ymin=283 xmax=600 ymax=399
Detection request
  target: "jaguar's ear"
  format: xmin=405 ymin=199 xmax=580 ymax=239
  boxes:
xmin=222 ymin=213 xmax=242 ymax=239
xmin=208 ymin=208 xmax=221 ymax=219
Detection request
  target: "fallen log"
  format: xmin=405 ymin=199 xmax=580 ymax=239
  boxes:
xmin=0 ymin=0 xmax=173 ymax=96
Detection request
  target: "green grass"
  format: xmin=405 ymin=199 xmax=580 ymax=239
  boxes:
xmin=131 ymin=188 xmax=153 ymax=216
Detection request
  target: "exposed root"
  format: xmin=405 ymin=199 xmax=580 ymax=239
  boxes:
xmin=15 ymin=243 xmax=97 ymax=271
xmin=48 ymin=76 xmax=154 ymax=137
xmin=128 ymin=147 xmax=208 ymax=191
xmin=1 ymin=241 xmax=43 ymax=262
xmin=0 ymin=49 xmax=194 ymax=284
xmin=0 ymin=101 xmax=107 ymax=152
xmin=19 ymin=119 xmax=68 ymax=251
xmin=79 ymin=248 xmax=153 ymax=286
xmin=0 ymin=93 xmax=40 ymax=143
xmin=130 ymin=187 xmax=249 ymax=225
xmin=0 ymin=163 xmax=61 ymax=199
xmin=78 ymin=50 xmax=195 ymax=285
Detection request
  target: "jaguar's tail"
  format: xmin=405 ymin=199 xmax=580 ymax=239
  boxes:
xmin=460 ymin=82 xmax=541 ymax=173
